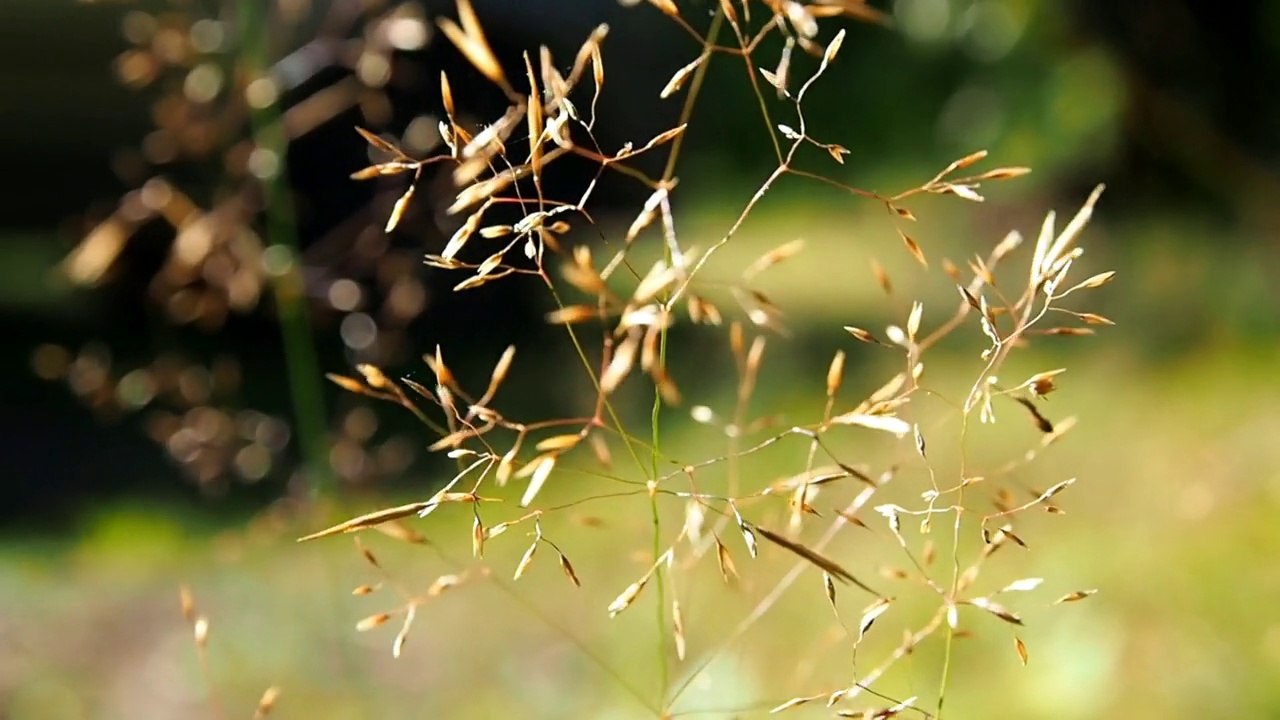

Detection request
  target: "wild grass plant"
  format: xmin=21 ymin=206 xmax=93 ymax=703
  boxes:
xmin=63 ymin=0 xmax=1117 ymax=717
xmin=283 ymin=1 xmax=1117 ymax=718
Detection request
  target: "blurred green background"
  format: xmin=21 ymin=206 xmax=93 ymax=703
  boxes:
xmin=3 ymin=1 xmax=1279 ymax=719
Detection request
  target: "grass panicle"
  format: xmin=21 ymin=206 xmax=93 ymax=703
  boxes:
xmin=296 ymin=2 xmax=1117 ymax=717
xmin=65 ymin=0 xmax=1117 ymax=717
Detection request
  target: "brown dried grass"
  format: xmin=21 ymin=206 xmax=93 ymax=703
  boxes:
xmin=295 ymin=2 xmax=1118 ymax=716
xmin=76 ymin=1 xmax=1118 ymax=717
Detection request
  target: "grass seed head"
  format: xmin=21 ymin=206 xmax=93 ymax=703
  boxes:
xmin=253 ymin=687 xmax=281 ymax=719
xmin=607 ymin=578 xmax=648 ymax=618
xmin=273 ymin=2 xmax=1119 ymax=713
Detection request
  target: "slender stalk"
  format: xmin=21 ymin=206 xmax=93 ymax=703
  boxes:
xmin=646 ymin=8 xmax=727 ymax=709
xmin=237 ymin=1 xmax=331 ymax=497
